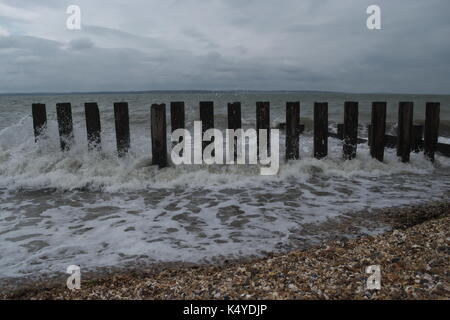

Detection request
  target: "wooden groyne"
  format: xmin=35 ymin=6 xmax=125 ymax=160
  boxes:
xmin=32 ymin=101 xmax=449 ymax=168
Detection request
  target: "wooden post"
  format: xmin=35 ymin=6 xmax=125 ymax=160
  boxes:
xmin=397 ymin=102 xmax=414 ymax=162
xmin=228 ymin=102 xmax=242 ymax=130
xmin=170 ymin=102 xmax=185 ymax=155
xmin=170 ymin=102 xmax=185 ymax=133
xmin=32 ymin=103 xmax=47 ymax=142
xmin=285 ymin=102 xmax=300 ymax=160
xmin=337 ymin=124 xmax=344 ymax=140
xmin=256 ymin=102 xmax=270 ymax=159
xmin=151 ymin=104 xmax=168 ymax=168
xmin=314 ymin=102 xmax=328 ymax=159
xmin=200 ymin=101 xmax=214 ymax=157
xmin=370 ymin=102 xmax=387 ymax=162
xmin=368 ymin=124 xmax=372 ymax=146
xmin=299 ymin=124 xmax=305 ymax=134
xmin=228 ymin=102 xmax=242 ymax=162
xmin=343 ymin=101 xmax=358 ymax=160
xmin=56 ymin=103 xmax=74 ymax=151
xmin=114 ymin=102 xmax=130 ymax=157
xmin=424 ymin=102 xmax=440 ymax=162
xmin=84 ymin=102 xmax=102 ymax=151
xmin=412 ymin=125 xmax=423 ymax=153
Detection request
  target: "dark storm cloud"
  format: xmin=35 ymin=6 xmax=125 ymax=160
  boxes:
xmin=0 ymin=0 xmax=449 ymax=93
xmin=67 ymin=38 xmax=94 ymax=51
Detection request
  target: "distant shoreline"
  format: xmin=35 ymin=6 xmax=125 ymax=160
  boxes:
xmin=1 ymin=90 xmax=450 ymax=97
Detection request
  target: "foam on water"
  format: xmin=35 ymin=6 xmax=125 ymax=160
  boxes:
xmin=1 ymin=117 xmax=449 ymax=192
xmin=0 ymin=101 xmax=449 ymax=280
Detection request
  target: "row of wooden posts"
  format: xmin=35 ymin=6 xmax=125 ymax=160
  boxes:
xmin=32 ymin=101 xmax=444 ymax=168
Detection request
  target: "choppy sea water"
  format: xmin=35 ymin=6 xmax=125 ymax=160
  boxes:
xmin=0 ymin=92 xmax=449 ymax=282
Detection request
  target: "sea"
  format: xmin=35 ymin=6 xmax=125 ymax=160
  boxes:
xmin=0 ymin=91 xmax=449 ymax=284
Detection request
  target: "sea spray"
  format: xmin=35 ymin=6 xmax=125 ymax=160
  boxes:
xmin=0 ymin=92 xmax=449 ymax=281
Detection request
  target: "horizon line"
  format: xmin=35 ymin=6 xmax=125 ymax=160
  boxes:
xmin=0 ymin=89 xmax=449 ymax=96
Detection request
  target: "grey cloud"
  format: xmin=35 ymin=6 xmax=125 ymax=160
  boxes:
xmin=67 ymin=38 xmax=94 ymax=50
xmin=0 ymin=34 xmax=331 ymax=92
xmin=0 ymin=0 xmax=449 ymax=94
xmin=181 ymin=28 xmax=219 ymax=50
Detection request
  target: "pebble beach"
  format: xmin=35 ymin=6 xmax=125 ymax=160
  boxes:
xmin=2 ymin=201 xmax=449 ymax=300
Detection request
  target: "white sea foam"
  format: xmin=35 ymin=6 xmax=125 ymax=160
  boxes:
xmin=0 ymin=116 xmax=449 ymax=280
xmin=1 ymin=116 xmax=449 ymax=192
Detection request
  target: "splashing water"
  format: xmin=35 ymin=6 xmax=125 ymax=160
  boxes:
xmin=0 ymin=92 xmax=449 ymax=281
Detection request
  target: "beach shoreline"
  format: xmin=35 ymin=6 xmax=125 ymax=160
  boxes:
xmin=1 ymin=201 xmax=449 ymax=300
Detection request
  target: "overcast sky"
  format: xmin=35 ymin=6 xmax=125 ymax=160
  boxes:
xmin=0 ymin=0 xmax=449 ymax=94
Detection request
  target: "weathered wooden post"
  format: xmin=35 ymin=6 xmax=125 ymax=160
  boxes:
xmin=397 ymin=102 xmax=414 ymax=162
xmin=56 ymin=103 xmax=74 ymax=151
xmin=200 ymin=101 xmax=214 ymax=158
xmin=370 ymin=102 xmax=387 ymax=162
xmin=32 ymin=103 xmax=47 ymax=142
xmin=412 ymin=125 xmax=423 ymax=153
xmin=314 ymin=102 xmax=328 ymax=159
xmin=228 ymin=102 xmax=242 ymax=162
xmin=256 ymin=101 xmax=270 ymax=159
xmin=170 ymin=102 xmax=185 ymax=133
xmin=424 ymin=102 xmax=440 ymax=162
xmin=299 ymin=124 xmax=305 ymax=134
xmin=170 ymin=102 xmax=185 ymax=155
xmin=368 ymin=124 xmax=372 ymax=146
xmin=84 ymin=102 xmax=102 ymax=151
xmin=114 ymin=102 xmax=130 ymax=157
xmin=286 ymin=102 xmax=300 ymax=160
xmin=337 ymin=124 xmax=344 ymax=140
xmin=343 ymin=101 xmax=359 ymax=160
xmin=151 ymin=104 xmax=168 ymax=168
xmin=228 ymin=102 xmax=242 ymax=130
